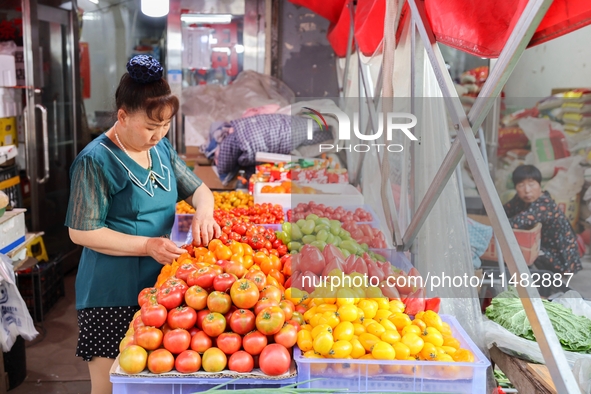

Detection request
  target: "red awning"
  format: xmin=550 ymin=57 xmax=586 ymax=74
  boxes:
xmin=289 ymin=0 xmax=591 ymax=58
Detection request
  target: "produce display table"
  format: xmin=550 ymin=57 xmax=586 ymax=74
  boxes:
xmin=490 ymin=344 xmax=556 ymax=394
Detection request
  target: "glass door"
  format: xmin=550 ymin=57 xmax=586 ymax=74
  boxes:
xmin=21 ymin=0 xmax=82 ymax=266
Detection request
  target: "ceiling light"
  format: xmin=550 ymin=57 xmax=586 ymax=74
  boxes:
xmin=181 ymin=14 xmax=232 ymax=24
xmin=141 ymin=0 xmax=169 ymax=18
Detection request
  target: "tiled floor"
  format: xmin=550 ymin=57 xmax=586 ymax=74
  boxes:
xmin=8 ymin=253 xmax=591 ymax=393
xmin=10 ymin=271 xmax=91 ymax=394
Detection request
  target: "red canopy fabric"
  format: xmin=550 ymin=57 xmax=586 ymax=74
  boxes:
xmin=289 ymin=0 xmax=591 ymax=58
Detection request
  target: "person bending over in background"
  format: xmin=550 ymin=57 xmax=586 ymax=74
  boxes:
xmin=503 ymin=164 xmax=581 ymax=274
xmin=65 ymin=55 xmax=220 ymax=394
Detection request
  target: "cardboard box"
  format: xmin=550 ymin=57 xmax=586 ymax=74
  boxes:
xmin=468 ymin=214 xmax=541 ymax=265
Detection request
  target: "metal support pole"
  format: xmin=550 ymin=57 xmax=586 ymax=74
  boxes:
xmin=402 ymin=0 xmax=554 ymax=250
xmin=404 ymin=0 xmax=579 ymax=391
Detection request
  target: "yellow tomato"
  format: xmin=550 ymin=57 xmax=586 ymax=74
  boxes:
xmin=362 ymin=318 xmax=376 ymax=328
xmin=350 ymin=338 xmax=366 ymax=359
xmin=389 ymin=312 xmax=412 ymax=331
xmin=421 ymin=327 xmax=444 ymax=347
xmin=401 ymin=333 xmax=424 ymax=355
xmin=316 ymin=304 xmax=338 ymax=314
xmin=311 ymin=324 xmax=332 ymax=339
xmin=333 ymin=321 xmax=355 ymax=341
xmin=229 ymin=242 xmax=244 ymax=257
xmin=374 ymin=309 xmax=393 ymax=322
xmin=215 ymin=245 xmax=232 ymax=260
xmin=313 ymin=331 xmax=334 ymax=356
xmin=420 ymin=342 xmax=438 ymax=361
xmin=329 ymin=340 xmax=353 ymax=358
xmin=440 ymin=322 xmax=453 ymax=337
xmin=381 ymin=330 xmax=401 ymax=345
xmin=242 ymin=255 xmax=254 ymax=270
xmin=441 ymin=345 xmax=457 ymax=355
xmin=422 ymin=310 xmax=444 ymax=332
xmin=401 ymin=324 xmax=422 ymax=336
xmin=372 ymin=341 xmax=396 ymax=360
xmin=411 ymin=318 xmax=427 ymax=331
xmin=366 ymin=322 xmax=386 ymax=337
xmin=389 ymin=299 xmax=405 ymax=311
xmin=322 ymin=311 xmax=340 ymax=329
xmin=285 ymin=287 xmax=308 ymax=306
xmin=379 ymin=319 xmax=398 ymax=333
xmin=374 ymin=298 xmax=390 ymax=310
xmin=443 ymin=335 xmax=461 ymax=350
xmin=452 ymin=348 xmax=475 ymax=363
xmin=353 ymin=323 xmax=366 ymax=336
xmin=358 ymin=300 xmax=378 ymax=319
xmin=337 ymin=304 xmax=358 ymax=322
xmin=336 ymin=288 xmax=357 ymax=306
xmin=358 ymin=333 xmax=381 ymax=352
xmin=208 ymin=239 xmax=223 ymax=252
xmin=303 ymin=306 xmax=317 ymax=323
xmin=393 ymin=341 xmax=411 ymax=360
xmin=297 ymin=330 xmax=314 ymax=352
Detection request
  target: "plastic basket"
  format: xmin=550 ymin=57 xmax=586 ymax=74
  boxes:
xmin=0 ymin=165 xmax=22 ymax=208
xmin=111 ymin=373 xmax=297 ymax=394
xmin=294 ymin=315 xmax=489 ymax=394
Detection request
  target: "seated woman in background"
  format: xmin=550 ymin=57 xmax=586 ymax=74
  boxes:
xmin=503 ymin=165 xmax=582 ymax=274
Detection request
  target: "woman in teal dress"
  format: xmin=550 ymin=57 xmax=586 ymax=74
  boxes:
xmin=65 ymin=55 xmax=220 ymax=394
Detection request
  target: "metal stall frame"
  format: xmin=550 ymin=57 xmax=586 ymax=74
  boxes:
xmin=389 ymin=0 xmax=579 ymax=391
xmin=342 ymin=0 xmax=581 ymax=391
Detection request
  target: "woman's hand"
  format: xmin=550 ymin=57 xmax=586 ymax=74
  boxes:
xmin=191 ymin=214 xmax=222 ymax=247
xmin=145 ymin=237 xmax=187 ymax=265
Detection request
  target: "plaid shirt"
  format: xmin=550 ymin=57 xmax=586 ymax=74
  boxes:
xmin=216 ymin=114 xmax=331 ymax=176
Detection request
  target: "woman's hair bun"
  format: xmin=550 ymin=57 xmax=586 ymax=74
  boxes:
xmin=126 ymin=55 xmax=163 ymax=84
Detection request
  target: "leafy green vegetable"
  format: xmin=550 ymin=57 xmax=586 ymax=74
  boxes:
xmin=485 ymin=288 xmax=591 ymax=353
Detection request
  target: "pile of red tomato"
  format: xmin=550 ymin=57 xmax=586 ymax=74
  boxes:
xmin=214 ymin=216 xmax=288 ymax=257
xmin=214 ymin=202 xmax=285 ymax=225
xmin=287 ymin=203 xmax=374 ymax=223
xmin=119 ymin=243 xmax=298 ymax=377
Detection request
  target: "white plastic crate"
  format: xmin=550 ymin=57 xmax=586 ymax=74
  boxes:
xmin=294 ymin=314 xmax=489 ymax=394
xmin=254 ymin=182 xmax=364 ymax=209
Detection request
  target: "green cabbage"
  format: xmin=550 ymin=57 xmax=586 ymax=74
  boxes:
xmin=485 ymin=288 xmax=591 ymax=353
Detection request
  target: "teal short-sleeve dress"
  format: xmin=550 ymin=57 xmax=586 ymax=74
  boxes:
xmin=65 ymin=132 xmax=202 ymax=361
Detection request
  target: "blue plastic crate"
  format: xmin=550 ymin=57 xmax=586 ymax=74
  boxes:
xmin=111 ymin=373 xmax=297 ymax=394
xmin=294 ymin=315 xmax=490 ymax=394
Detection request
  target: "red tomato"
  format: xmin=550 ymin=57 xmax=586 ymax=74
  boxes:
xmin=286 ymin=319 xmax=301 ymax=332
xmin=255 ymin=306 xmax=285 ymax=335
xmin=167 ymin=306 xmax=198 ymax=330
xmin=242 ymin=331 xmax=267 ymax=356
xmin=187 ymin=267 xmax=217 ymax=289
xmin=201 ymin=312 xmax=227 ymax=338
xmin=230 ymin=232 xmax=242 ymax=242
xmin=201 ymin=348 xmax=227 ymax=372
xmin=254 ymin=297 xmax=279 ymax=316
xmin=260 ymin=286 xmax=282 ymax=303
xmin=277 ymin=244 xmax=288 ymax=256
xmin=229 ymin=309 xmax=256 ymax=335
xmin=119 ymin=345 xmax=148 ymax=374
xmin=147 ymin=348 xmax=175 ymax=374
xmin=219 ymin=233 xmax=229 ymax=243
xmin=274 ymin=324 xmax=297 ymax=348
xmin=228 ymin=351 xmax=254 ymax=373
xmin=224 ymin=261 xmax=246 ymax=279
xmin=157 ymin=286 xmax=185 ymax=310
xmin=138 ymin=287 xmax=158 ymax=307
xmin=141 ymin=303 xmax=167 ymax=327
xmin=175 ymin=350 xmax=201 ymax=373
xmin=190 ymin=331 xmax=213 ymax=353
xmin=281 ymin=255 xmax=292 ymax=276
xmin=232 ymin=223 xmax=247 ymax=235
xmin=230 ymin=279 xmax=259 ymax=309
xmin=259 ymin=344 xmax=291 ymax=376
xmin=196 ymin=309 xmax=210 ymax=329
xmin=134 ymin=326 xmax=163 ymax=351
xmin=161 ymin=278 xmax=189 ymax=293
xmin=213 ymin=273 xmax=237 ymax=293
xmin=188 ymin=326 xmax=200 ymax=337
xmin=175 ymin=263 xmax=197 ymax=283
xmin=185 ymin=285 xmax=208 ymax=311
xmin=278 ymin=300 xmax=294 ymax=321
xmin=216 ymin=332 xmax=242 ymax=355
xmin=133 ymin=315 xmax=145 ymax=331
xmin=244 ymin=270 xmax=267 ymax=291
xmin=162 ymin=328 xmax=191 ymax=354
xmin=206 ymin=291 xmax=232 ymax=314
xmin=210 ymin=264 xmax=224 ymax=276
xmin=160 ymin=323 xmax=173 ymax=336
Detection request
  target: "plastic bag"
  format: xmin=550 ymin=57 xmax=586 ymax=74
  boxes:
xmin=552 ymin=290 xmax=591 ymax=321
xmin=544 ymin=155 xmax=585 ymax=202
xmin=182 ymin=71 xmax=295 ymax=147
xmin=0 ymin=254 xmax=38 ymax=351
xmin=518 ymin=117 xmax=570 ymax=164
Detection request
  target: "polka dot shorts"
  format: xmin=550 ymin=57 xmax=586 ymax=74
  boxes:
xmin=76 ymin=306 xmax=139 ymax=362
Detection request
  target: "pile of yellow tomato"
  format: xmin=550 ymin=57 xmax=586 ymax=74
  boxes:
xmin=293 ymin=290 xmax=475 ymax=378
xmin=213 ymin=191 xmax=253 ymax=210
